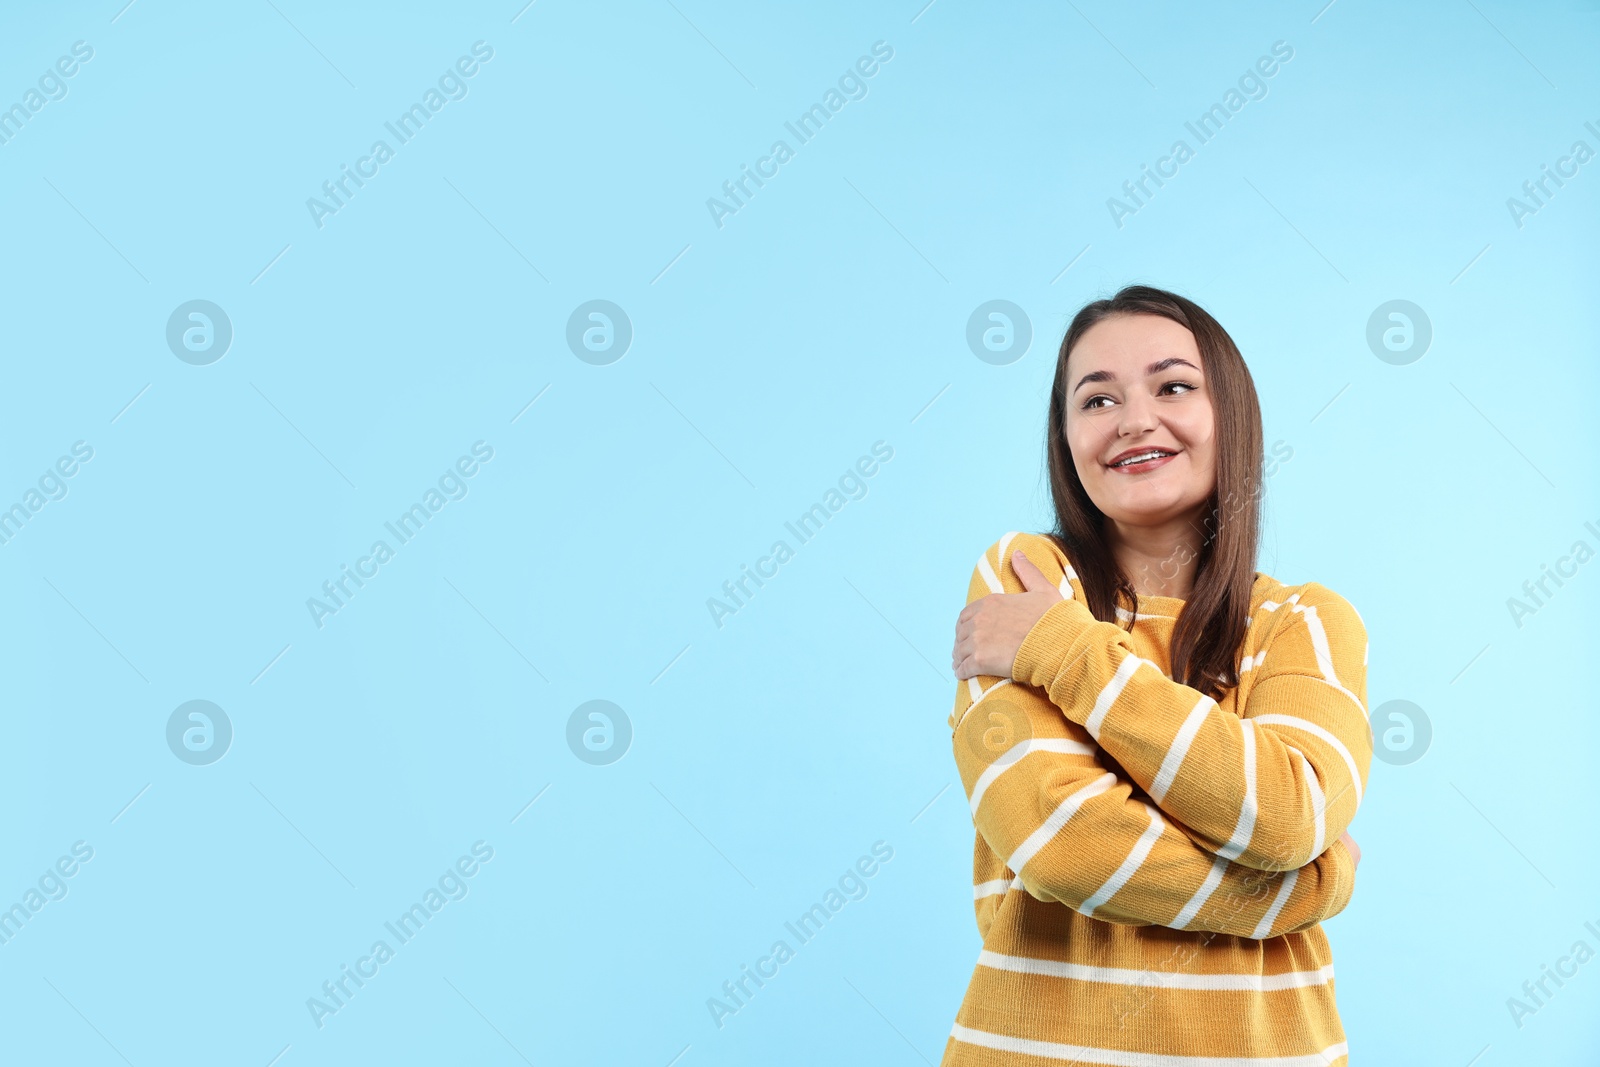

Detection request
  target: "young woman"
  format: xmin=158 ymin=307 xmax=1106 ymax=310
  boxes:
xmin=943 ymin=285 xmax=1371 ymax=1064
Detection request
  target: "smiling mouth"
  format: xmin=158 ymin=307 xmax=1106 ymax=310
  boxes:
xmin=1108 ymin=448 xmax=1177 ymax=470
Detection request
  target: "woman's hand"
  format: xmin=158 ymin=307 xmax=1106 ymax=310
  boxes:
xmin=1339 ymin=831 xmax=1361 ymax=869
xmin=952 ymin=550 xmax=1066 ymax=680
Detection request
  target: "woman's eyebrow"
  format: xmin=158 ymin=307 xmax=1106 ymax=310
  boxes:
xmin=1073 ymin=356 xmax=1200 ymax=395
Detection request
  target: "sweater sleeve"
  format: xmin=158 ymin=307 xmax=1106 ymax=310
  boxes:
xmin=1008 ymin=538 xmax=1373 ymax=874
xmin=952 ymin=536 xmax=1356 ymax=937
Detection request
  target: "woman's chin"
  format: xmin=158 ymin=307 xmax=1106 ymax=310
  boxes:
xmin=1101 ymin=495 xmax=1199 ymax=527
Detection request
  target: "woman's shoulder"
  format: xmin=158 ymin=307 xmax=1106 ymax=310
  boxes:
xmin=969 ymin=530 xmax=1079 ymax=596
xmin=1249 ymin=569 xmax=1367 ymax=643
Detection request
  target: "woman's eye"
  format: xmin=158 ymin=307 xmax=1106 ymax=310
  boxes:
xmin=1081 ymin=381 xmax=1197 ymax=409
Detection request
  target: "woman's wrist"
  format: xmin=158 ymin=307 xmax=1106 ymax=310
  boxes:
xmin=1010 ymin=596 xmax=1096 ymax=688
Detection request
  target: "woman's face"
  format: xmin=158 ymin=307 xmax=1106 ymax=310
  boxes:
xmin=1063 ymin=312 xmax=1217 ymax=530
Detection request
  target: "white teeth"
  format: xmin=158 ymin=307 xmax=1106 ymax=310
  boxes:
xmin=1113 ymin=450 xmax=1172 ymax=468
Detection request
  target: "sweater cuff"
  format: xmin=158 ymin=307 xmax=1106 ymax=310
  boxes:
xmin=1011 ymin=597 xmax=1096 ymax=693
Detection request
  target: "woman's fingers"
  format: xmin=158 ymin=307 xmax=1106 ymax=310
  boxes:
xmin=1011 ymin=550 xmax=1061 ymax=598
xmin=1339 ymin=831 xmax=1360 ymax=868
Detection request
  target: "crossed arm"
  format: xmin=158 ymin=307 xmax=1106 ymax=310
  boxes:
xmin=1004 ymin=533 xmax=1373 ymax=873
xmin=948 ymin=534 xmax=1367 ymax=937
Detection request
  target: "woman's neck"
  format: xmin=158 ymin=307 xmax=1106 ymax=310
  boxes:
xmin=1105 ymin=514 xmax=1205 ymax=600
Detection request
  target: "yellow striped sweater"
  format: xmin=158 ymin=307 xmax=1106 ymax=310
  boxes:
xmin=943 ymin=532 xmax=1372 ymax=1066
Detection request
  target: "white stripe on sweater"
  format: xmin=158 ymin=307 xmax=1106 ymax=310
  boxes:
xmin=976 ymin=950 xmax=1337 ymax=991
xmin=977 ymin=553 xmax=1003 ymax=594
xmin=1289 ymin=744 xmax=1327 ymax=859
xmin=975 ymin=531 xmax=1024 ymax=596
xmin=1147 ymin=693 xmax=1217 ymax=804
xmin=1288 ymin=601 xmax=1367 ymax=721
xmin=1252 ymin=868 xmax=1300 ymax=939
xmin=1255 ymin=594 xmax=1365 ymax=717
xmin=949 ymin=1023 xmax=1349 ymax=1066
xmin=1008 ymin=774 xmax=1117 ymax=875
xmin=1084 ymin=652 xmax=1152 ymax=740
xmin=997 ymin=530 xmax=1019 ymax=565
xmin=1080 ymin=802 xmax=1165 ymax=918
xmin=1251 ymin=713 xmax=1363 ymax=805
xmin=1215 ymin=720 xmax=1259 ymax=862
xmin=1292 ymin=604 xmax=1337 ymax=679
xmin=1170 ymin=854 xmax=1228 ymax=930
xmin=973 ymin=879 xmax=1012 ymax=900
xmin=1305 ymin=674 xmax=1368 ymax=721
xmin=970 ymin=737 xmax=1096 ymax=815
xmin=955 ymin=677 xmax=1013 ymax=731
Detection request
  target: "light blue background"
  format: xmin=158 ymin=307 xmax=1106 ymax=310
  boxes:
xmin=1 ymin=1 xmax=1596 ymax=1064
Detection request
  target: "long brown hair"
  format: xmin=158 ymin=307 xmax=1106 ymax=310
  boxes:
xmin=1044 ymin=285 xmax=1263 ymax=701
